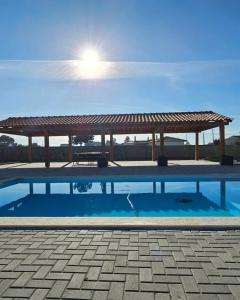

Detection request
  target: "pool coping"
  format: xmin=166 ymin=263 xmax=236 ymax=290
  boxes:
xmin=1 ymin=174 xmax=240 ymax=229
xmin=0 ymin=217 xmax=240 ymax=230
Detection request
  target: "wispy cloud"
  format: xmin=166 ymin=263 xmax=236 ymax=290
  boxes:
xmin=0 ymin=59 xmax=240 ymax=86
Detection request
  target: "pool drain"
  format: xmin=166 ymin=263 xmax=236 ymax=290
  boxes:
xmin=176 ymin=198 xmax=193 ymax=203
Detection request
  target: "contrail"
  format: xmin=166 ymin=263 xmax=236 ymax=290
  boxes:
xmin=0 ymin=59 xmax=240 ymax=83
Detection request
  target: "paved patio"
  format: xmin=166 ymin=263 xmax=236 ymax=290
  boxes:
xmin=0 ymin=160 xmax=219 ymax=170
xmin=0 ymin=229 xmax=239 ymax=299
xmin=1 ymin=160 xmax=240 ymax=179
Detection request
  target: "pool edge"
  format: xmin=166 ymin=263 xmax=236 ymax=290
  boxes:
xmin=0 ymin=217 xmax=240 ymax=230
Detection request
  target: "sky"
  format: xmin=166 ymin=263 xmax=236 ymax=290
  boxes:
xmin=0 ymin=0 xmax=240 ymax=145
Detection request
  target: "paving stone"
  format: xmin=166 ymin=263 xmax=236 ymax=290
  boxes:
xmin=218 ymin=295 xmax=236 ymax=300
xmin=200 ymin=284 xmax=231 ymax=294
xmin=93 ymin=290 xmax=108 ymax=300
xmin=83 ymin=250 xmax=95 ymax=259
xmin=125 ymin=274 xmax=139 ymax=291
xmin=154 ymin=275 xmax=181 ymax=283
xmin=26 ymin=279 xmax=54 ymax=288
xmin=192 ymin=269 xmax=210 ymax=284
xmin=68 ymin=254 xmax=82 ymax=265
xmin=46 ymin=280 xmax=68 ymax=298
xmin=151 ymin=261 xmax=165 ymax=274
xmin=51 ymin=259 xmax=68 ymax=272
xmin=3 ymin=259 xmax=22 ymax=271
xmin=169 ymin=283 xmax=185 ymax=298
xmin=140 ymin=282 xmax=169 ymax=293
xmin=186 ymin=293 xmax=219 ymax=299
xmin=140 ymin=268 xmax=152 ymax=282
xmin=46 ymin=272 xmax=72 ymax=280
xmin=29 ymin=288 xmax=49 ymax=300
xmin=12 ymin=271 xmax=34 ymax=287
xmin=101 ymin=261 xmax=114 ymax=273
xmin=228 ymin=285 xmax=240 ymax=298
xmin=109 ymin=282 xmax=124 ymax=300
xmin=82 ymin=281 xmax=110 ymax=290
xmin=3 ymin=288 xmax=34 ymax=298
xmin=0 ymin=229 xmax=240 ymax=299
xmin=62 ymin=289 xmax=93 ymax=299
xmin=0 ymin=271 xmax=22 ymax=279
xmin=154 ymin=293 xmax=171 ymax=300
xmin=67 ymin=273 xmax=85 ymax=289
xmin=100 ymin=273 xmax=125 ymax=282
xmin=115 ymin=266 xmax=139 ymax=274
xmin=124 ymin=291 xmax=154 ymax=300
xmin=181 ymin=276 xmax=200 ymax=293
xmin=0 ymin=279 xmax=14 ymax=294
xmin=209 ymin=275 xmax=239 ymax=284
xmin=86 ymin=266 xmax=101 ymax=280
xmin=128 ymin=251 xmax=139 ymax=261
xmin=33 ymin=265 xmax=52 ymax=279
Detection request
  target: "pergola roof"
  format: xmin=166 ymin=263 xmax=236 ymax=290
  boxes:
xmin=0 ymin=111 xmax=232 ymax=136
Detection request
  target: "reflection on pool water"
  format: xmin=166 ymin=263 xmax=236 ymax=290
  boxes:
xmin=0 ymin=177 xmax=240 ymax=217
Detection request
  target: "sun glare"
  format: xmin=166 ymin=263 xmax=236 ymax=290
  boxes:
xmin=81 ymin=49 xmax=100 ymax=70
xmin=70 ymin=47 xmax=109 ymax=79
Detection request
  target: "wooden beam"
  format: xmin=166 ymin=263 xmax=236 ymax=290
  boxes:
xmin=101 ymin=134 xmax=105 ymax=155
xmin=110 ymin=133 xmax=114 ymax=161
xmin=68 ymin=135 xmax=72 ymax=163
xmin=28 ymin=136 xmax=32 ymax=163
xmin=1 ymin=120 xmax=229 ymax=137
xmin=160 ymin=132 xmax=164 ymax=156
xmin=219 ymin=122 xmax=225 ymax=157
xmin=195 ymin=132 xmax=200 ymax=160
xmin=152 ymin=133 xmax=157 ymax=161
xmin=44 ymin=134 xmax=50 ymax=168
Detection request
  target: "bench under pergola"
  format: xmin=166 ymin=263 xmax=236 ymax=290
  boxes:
xmin=0 ymin=111 xmax=232 ymax=167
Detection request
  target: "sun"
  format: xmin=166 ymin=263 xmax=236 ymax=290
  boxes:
xmin=70 ymin=47 xmax=109 ymax=79
xmin=81 ymin=49 xmax=101 ymax=70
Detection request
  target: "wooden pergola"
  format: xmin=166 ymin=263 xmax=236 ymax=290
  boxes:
xmin=0 ymin=111 xmax=232 ymax=167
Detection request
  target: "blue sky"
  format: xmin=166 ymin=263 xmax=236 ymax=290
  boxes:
xmin=0 ymin=0 xmax=240 ymax=145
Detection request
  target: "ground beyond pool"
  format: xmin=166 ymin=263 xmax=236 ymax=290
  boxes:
xmin=0 ymin=176 xmax=240 ymax=217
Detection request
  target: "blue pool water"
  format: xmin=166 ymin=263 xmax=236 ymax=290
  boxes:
xmin=0 ymin=177 xmax=240 ymax=217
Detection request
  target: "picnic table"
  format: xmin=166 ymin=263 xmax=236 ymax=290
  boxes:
xmin=73 ymin=152 xmax=109 ymax=167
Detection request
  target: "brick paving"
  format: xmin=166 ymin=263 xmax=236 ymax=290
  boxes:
xmin=0 ymin=230 xmax=239 ymax=299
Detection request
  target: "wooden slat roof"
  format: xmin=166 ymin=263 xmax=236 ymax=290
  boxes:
xmin=0 ymin=111 xmax=232 ymax=136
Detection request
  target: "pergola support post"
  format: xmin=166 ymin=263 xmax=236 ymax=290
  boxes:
xmin=219 ymin=122 xmax=225 ymax=158
xmin=44 ymin=134 xmax=50 ymax=168
xmin=110 ymin=133 xmax=114 ymax=161
xmin=68 ymin=135 xmax=72 ymax=163
xmin=160 ymin=132 xmax=164 ymax=156
xmin=195 ymin=132 xmax=200 ymax=161
xmin=28 ymin=136 xmax=32 ymax=163
xmin=101 ymin=134 xmax=106 ymax=156
xmin=152 ymin=133 xmax=157 ymax=161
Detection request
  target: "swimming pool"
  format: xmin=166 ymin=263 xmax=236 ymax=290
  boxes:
xmin=0 ymin=177 xmax=240 ymax=217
